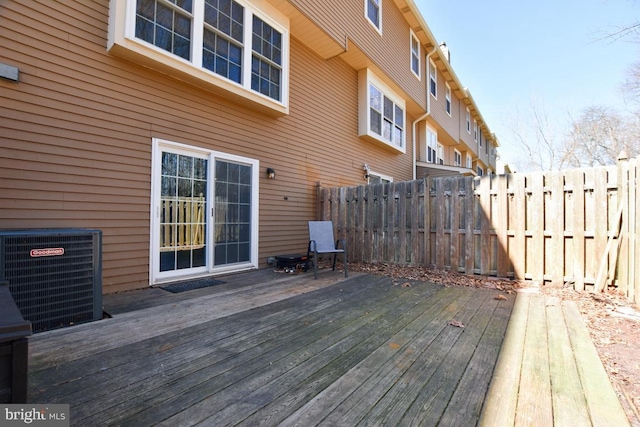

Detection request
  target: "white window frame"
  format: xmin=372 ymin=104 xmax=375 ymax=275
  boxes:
xmin=445 ymin=83 xmax=452 ymax=116
xmin=473 ymin=119 xmax=478 ymax=142
xmin=466 ymin=107 xmax=471 ymax=133
xmin=429 ymin=59 xmax=437 ymax=98
xmin=365 ymin=0 xmax=382 ymax=34
xmin=466 ymin=153 xmax=472 ymax=169
xmin=358 ymin=69 xmax=406 ymax=153
xmin=477 ymin=165 xmax=484 ymax=176
xmin=367 ymin=170 xmax=393 ymax=184
xmin=410 ymin=29 xmax=420 ymax=79
xmin=454 ymin=149 xmax=462 ymax=167
xmin=426 ymin=125 xmax=437 ymax=164
xmin=150 ymin=138 xmax=260 ymax=285
xmin=108 ymin=0 xmax=290 ymax=114
xmin=437 ymin=143 xmax=444 ymax=165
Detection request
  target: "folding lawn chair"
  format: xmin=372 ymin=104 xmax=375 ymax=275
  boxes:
xmin=307 ymin=221 xmax=348 ymax=279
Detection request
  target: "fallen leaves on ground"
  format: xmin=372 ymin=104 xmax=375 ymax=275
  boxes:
xmin=449 ymin=320 xmax=465 ymax=328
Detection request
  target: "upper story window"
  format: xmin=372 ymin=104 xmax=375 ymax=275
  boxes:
xmin=426 ymin=126 xmax=437 ymax=163
xmin=466 ymin=107 xmax=471 ymax=133
xmin=359 ymin=69 xmax=405 ymax=153
xmin=445 ymin=83 xmax=451 ymax=115
xmin=477 ymin=166 xmax=484 ymax=176
xmin=366 ymin=0 xmax=382 ymax=32
xmin=454 ymin=149 xmax=462 ymax=167
xmin=479 ymin=128 xmax=483 ymax=148
xmin=429 ymin=59 xmax=437 ymax=98
xmin=473 ymin=119 xmax=478 ymax=141
xmin=410 ymin=30 xmax=420 ymax=78
xmin=136 ymin=0 xmax=193 ymax=60
xmin=109 ymin=0 xmax=289 ymax=114
xmin=437 ymin=143 xmax=444 ymax=165
xmin=466 ymin=153 xmax=472 ymax=169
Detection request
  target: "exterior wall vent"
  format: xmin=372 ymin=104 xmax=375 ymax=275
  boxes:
xmin=0 ymin=229 xmax=102 ymax=333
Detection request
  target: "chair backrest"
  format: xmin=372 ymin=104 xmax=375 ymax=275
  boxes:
xmin=308 ymin=221 xmax=337 ymax=252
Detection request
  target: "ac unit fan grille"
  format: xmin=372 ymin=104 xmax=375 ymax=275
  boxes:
xmin=1 ymin=231 xmax=102 ymax=333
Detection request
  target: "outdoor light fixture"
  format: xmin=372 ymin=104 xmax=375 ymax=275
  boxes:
xmin=363 ymin=164 xmax=371 ymax=181
xmin=266 ymin=168 xmax=276 ymax=179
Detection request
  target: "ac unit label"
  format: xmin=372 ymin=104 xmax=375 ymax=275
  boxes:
xmin=30 ymin=248 xmax=65 ymax=257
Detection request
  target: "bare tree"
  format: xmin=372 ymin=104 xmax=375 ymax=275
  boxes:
xmin=565 ymin=106 xmax=639 ymax=168
xmin=507 ymin=97 xmax=570 ymax=171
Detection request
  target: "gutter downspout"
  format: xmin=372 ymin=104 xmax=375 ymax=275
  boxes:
xmin=412 ymin=45 xmax=438 ymax=180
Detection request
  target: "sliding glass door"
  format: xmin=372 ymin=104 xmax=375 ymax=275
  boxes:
xmin=151 ymin=140 xmax=258 ymax=284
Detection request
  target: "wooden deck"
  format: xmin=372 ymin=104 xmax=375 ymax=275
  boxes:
xmin=25 ymin=269 xmax=628 ymax=426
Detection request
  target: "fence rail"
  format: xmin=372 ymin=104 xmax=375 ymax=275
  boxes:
xmin=318 ymin=157 xmax=640 ymax=304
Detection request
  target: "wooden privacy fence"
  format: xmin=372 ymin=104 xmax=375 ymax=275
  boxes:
xmin=160 ymin=197 xmax=206 ymax=251
xmin=318 ymin=157 xmax=640 ymax=304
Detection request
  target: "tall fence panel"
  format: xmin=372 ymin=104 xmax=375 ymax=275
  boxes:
xmin=318 ymin=157 xmax=640 ymax=304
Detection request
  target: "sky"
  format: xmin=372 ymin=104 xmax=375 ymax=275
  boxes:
xmin=414 ymin=0 xmax=640 ymax=169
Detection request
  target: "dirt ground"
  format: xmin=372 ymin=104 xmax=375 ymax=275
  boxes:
xmin=343 ymin=262 xmax=640 ymax=426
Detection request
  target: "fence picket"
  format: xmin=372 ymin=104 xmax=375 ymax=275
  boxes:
xmin=317 ymin=157 xmax=639 ymax=304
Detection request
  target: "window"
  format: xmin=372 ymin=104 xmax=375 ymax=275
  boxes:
xmin=359 ymin=69 xmax=406 ymax=153
xmin=201 ymin=0 xmax=245 ymax=84
xmin=250 ymin=15 xmax=283 ymax=100
xmin=466 ymin=107 xmax=471 ymax=133
xmin=426 ymin=126 xmax=437 ymax=163
xmin=429 ymin=59 xmax=437 ymax=98
xmin=479 ymin=128 xmax=483 ymax=148
xmin=410 ymin=30 xmax=420 ymax=78
xmin=454 ymin=149 xmax=462 ymax=167
xmin=445 ymin=83 xmax=451 ymax=115
xmin=368 ymin=171 xmax=393 ymax=184
xmin=136 ymin=0 xmax=193 ymax=60
xmin=437 ymin=143 xmax=444 ymax=165
xmin=366 ymin=0 xmax=381 ymax=31
xmin=473 ymin=119 xmax=478 ymax=142
xmin=477 ymin=166 xmax=484 ymax=176
xmin=110 ymin=0 xmax=289 ymax=112
xmin=466 ymin=153 xmax=472 ymax=169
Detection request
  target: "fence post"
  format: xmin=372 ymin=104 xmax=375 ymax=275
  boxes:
xmin=425 ymin=177 xmax=432 ymax=267
xmin=617 ymin=152 xmax=629 ymax=295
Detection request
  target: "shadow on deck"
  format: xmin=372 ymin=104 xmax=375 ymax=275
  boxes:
xmin=26 ymin=268 xmax=628 ymax=426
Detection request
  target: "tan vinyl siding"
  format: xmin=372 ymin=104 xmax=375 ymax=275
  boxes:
xmin=1 ymin=0 xmax=413 ymax=293
xmin=288 ymin=0 xmax=426 ymax=110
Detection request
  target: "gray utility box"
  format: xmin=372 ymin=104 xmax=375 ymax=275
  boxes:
xmin=0 ymin=281 xmax=32 ymax=403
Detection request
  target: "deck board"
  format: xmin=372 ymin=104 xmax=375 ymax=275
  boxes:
xmin=479 ymin=291 xmax=630 ymax=427
xmin=26 ymin=269 xmax=626 ymax=426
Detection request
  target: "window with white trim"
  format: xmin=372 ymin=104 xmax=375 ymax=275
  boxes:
xmin=477 ymin=166 xmax=484 ymax=176
xmin=368 ymin=171 xmax=393 ymax=184
xmin=473 ymin=119 xmax=478 ymax=142
xmin=445 ymin=83 xmax=451 ymax=115
xmin=426 ymin=126 xmax=437 ymax=163
xmin=454 ymin=149 xmax=462 ymax=167
xmin=359 ymin=69 xmax=406 ymax=153
xmin=437 ymin=143 xmax=444 ymax=165
xmin=110 ymin=0 xmax=289 ymax=111
xmin=410 ymin=30 xmax=420 ymax=78
xmin=366 ymin=0 xmax=381 ymax=31
xmin=429 ymin=59 xmax=437 ymax=98
xmin=466 ymin=107 xmax=471 ymax=133
xmin=466 ymin=153 xmax=472 ymax=169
